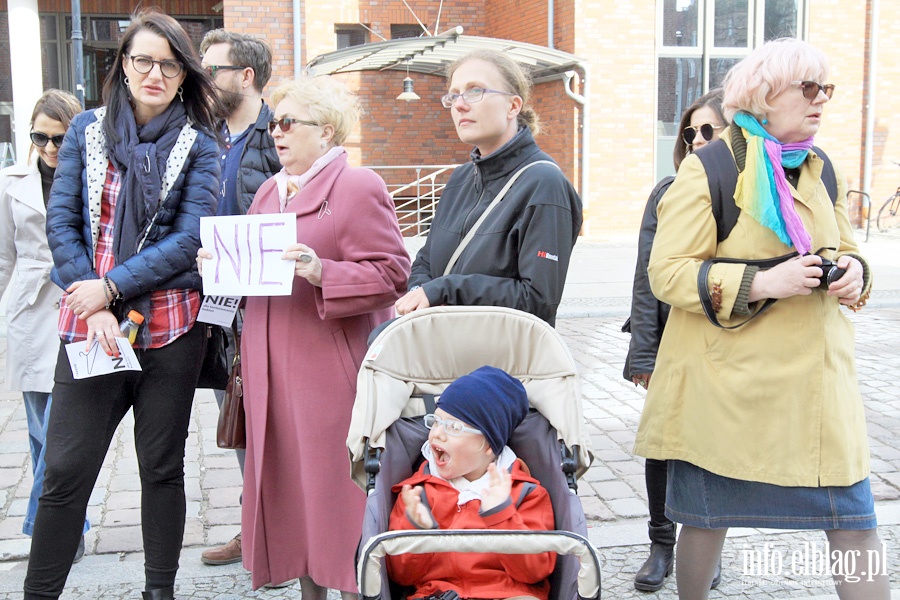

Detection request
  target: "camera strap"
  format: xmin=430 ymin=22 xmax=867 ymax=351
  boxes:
xmin=698 ymin=251 xmax=798 ymax=330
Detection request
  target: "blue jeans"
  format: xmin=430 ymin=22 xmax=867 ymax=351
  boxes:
xmin=22 ymin=392 xmax=90 ymax=537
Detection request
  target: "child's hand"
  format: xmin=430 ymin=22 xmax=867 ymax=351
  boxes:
xmin=401 ymin=484 xmax=435 ymax=529
xmin=480 ymin=463 xmax=512 ymax=512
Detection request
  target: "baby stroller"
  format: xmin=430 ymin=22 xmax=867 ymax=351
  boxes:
xmin=346 ymin=306 xmax=601 ymax=600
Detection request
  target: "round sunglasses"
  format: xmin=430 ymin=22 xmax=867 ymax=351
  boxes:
xmin=30 ymin=131 xmax=66 ymax=148
xmin=682 ymin=123 xmax=723 ymax=146
xmin=792 ymin=80 xmax=835 ymax=100
xmin=268 ymin=117 xmax=319 ymax=135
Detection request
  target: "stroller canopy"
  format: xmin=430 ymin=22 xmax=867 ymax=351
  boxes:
xmin=347 ymin=306 xmax=594 ymax=490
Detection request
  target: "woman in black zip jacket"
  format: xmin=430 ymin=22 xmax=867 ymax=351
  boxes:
xmin=394 ymin=49 xmax=582 ymax=327
xmin=623 ymin=89 xmax=726 ymax=593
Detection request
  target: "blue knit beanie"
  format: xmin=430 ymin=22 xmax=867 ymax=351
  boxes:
xmin=437 ymin=366 xmax=529 ymax=456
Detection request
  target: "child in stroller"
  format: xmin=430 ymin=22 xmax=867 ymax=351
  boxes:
xmin=348 ymin=306 xmax=601 ymax=600
xmin=386 ymin=366 xmax=556 ymax=600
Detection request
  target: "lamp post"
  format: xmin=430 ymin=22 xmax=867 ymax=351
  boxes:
xmin=71 ymin=0 xmax=85 ymax=108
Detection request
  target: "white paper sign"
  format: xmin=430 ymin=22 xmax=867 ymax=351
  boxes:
xmin=197 ymin=295 xmax=241 ymax=327
xmin=200 ymin=214 xmax=297 ymax=296
xmin=65 ymin=339 xmax=142 ymax=379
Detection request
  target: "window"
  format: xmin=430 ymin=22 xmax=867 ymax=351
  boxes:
xmin=336 ymin=25 xmax=368 ymax=49
xmin=655 ymin=0 xmax=807 ymax=179
xmin=391 ymin=24 xmax=425 ymax=39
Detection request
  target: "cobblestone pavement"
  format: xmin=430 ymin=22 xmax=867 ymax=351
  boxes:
xmin=0 ymin=236 xmax=898 ymax=598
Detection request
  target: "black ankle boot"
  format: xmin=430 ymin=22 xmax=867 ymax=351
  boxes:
xmin=142 ymin=587 xmax=175 ymax=600
xmin=634 ymin=521 xmax=676 ymax=592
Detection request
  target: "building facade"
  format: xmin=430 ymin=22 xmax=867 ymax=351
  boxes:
xmin=2 ymin=0 xmax=896 ymax=236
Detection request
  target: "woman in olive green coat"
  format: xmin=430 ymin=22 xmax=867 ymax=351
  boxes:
xmin=634 ymin=38 xmax=886 ymax=600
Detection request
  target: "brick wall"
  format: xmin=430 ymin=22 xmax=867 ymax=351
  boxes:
xmin=808 ymin=1 xmax=900 ymax=227
xmin=575 ymin=1 xmax=657 ymax=237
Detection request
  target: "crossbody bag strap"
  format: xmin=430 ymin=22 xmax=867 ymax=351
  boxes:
xmin=697 ymin=252 xmax=798 ymax=329
xmin=442 ymin=160 xmax=559 ymax=276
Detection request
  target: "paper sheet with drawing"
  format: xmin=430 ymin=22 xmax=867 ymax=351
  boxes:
xmin=64 ymin=338 xmax=142 ymax=379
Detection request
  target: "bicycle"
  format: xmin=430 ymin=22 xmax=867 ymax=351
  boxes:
xmin=876 ymin=162 xmax=900 ymax=232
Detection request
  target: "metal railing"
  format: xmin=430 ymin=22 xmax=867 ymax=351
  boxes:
xmin=365 ymin=164 xmax=459 ymax=237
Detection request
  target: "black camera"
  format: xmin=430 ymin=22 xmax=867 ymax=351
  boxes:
xmin=817 ymin=257 xmax=846 ymax=290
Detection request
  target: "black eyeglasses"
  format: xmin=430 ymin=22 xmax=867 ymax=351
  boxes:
xmin=30 ymin=131 xmax=65 ymax=148
xmin=205 ymin=65 xmax=247 ymax=78
xmin=792 ymin=80 xmax=835 ymax=100
xmin=128 ymin=55 xmax=184 ymax=79
xmin=440 ymin=87 xmax=517 ymax=108
xmin=268 ymin=117 xmax=319 ymax=135
xmin=682 ymin=123 xmax=723 ymax=146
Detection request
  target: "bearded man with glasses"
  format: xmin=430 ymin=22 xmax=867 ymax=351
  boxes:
xmin=197 ymin=28 xmax=281 ymax=569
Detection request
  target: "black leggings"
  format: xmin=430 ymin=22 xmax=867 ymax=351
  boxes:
xmin=646 ymin=458 xmax=672 ymax=527
xmin=24 ymin=324 xmax=204 ymax=599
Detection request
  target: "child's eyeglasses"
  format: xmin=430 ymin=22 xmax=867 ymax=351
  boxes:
xmin=268 ymin=117 xmax=319 ymax=135
xmin=682 ymin=123 xmax=723 ymax=146
xmin=30 ymin=132 xmax=66 ymax=148
xmin=791 ymin=80 xmax=835 ymax=101
xmin=423 ymin=414 xmax=482 ymax=436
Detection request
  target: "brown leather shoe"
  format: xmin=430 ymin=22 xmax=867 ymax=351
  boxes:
xmin=201 ymin=533 xmax=241 ymax=565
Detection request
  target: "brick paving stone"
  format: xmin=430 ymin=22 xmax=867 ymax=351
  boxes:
xmin=607 ymin=498 xmax=652 ymax=519
xmin=102 ymin=508 xmax=142 ymax=528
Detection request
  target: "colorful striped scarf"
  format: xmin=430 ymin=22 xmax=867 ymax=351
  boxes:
xmin=732 ymin=112 xmax=813 ymax=254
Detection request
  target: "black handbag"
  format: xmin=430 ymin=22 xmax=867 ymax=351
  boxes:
xmin=197 ymin=324 xmax=230 ymax=389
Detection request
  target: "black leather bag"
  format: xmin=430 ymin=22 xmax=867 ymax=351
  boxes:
xmin=197 ymin=324 xmax=229 ymax=389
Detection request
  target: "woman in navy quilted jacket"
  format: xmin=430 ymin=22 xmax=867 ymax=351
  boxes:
xmin=24 ymin=9 xmax=221 ymax=600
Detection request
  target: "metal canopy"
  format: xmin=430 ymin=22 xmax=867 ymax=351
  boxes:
xmin=305 ymin=26 xmax=584 ymax=81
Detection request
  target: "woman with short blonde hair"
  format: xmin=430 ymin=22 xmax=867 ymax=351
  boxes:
xmin=198 ymin=74 xmax=409 ymax=597
xmin=635 ymin=38 xmax=886 ymax=600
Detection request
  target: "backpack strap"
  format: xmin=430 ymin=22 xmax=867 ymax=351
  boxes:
xmin=813 ymin=145 xmax=838 ymax=205
xmin=694 ymin=139 xmax=739 ymax=243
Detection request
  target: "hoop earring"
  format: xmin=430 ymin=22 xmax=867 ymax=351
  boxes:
xmin=123 ymin=76 xmax=130 ymax=87
xmin=177 ymin=87 xmax=184 ymax=103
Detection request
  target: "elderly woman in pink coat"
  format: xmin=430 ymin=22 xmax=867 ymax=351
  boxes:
xmin=201 ymin=76 xmax=409 ymax=596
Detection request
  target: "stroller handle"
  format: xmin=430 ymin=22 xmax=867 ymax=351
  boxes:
xmin=358 ymin=529 xmax=602 ymax=600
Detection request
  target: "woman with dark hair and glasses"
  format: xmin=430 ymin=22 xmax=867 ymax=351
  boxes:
xmin=635 ymin=39 xmax=885 ymax=600
xmin=394 ymin=49 xmax=582 ymax=327
xmin=622 ymin=89 xmax=726 ymax=593
xmin=24 ymin=9 xmax=221 ymax=600
xmin=197 ymin=76 xmax=409 ymax=596
xmin=0 ymin=89 xmax=91 ymax=561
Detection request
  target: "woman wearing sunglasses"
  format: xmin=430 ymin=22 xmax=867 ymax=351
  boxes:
xmin=199 ymin=75 xmax=409 ymax=596
xmin=394 ymin=50 xmax=582 ymax=327
xmin=24 ymin=9 xmax=221 ymax=600
xmin=635 ymin=39 xmax=886 ymax=600
xmin=0 ymin=88 xmax=92 ymax=560
xmin=623 ymin=88 xmax=726 ymax=593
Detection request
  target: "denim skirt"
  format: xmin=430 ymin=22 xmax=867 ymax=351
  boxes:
xmin=665 ymin=460 xmax=877 ymax=530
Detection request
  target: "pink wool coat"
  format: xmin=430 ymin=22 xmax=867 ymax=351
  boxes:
xmin=241 ymin=154 xmax=410 ymax=590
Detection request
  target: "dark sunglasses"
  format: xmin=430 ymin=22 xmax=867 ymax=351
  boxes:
xmin=682 ymin=123 xmax=723 ymax=146
xmin=267 ymin=117 xmax=319 ymax=135
xmin=30 ymin=131 xmax=65 ymax=148
xmin=205 ymin=65 xmax=247 ymax=78
xmin=792 ymin=80 xmax=835 ymax=100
